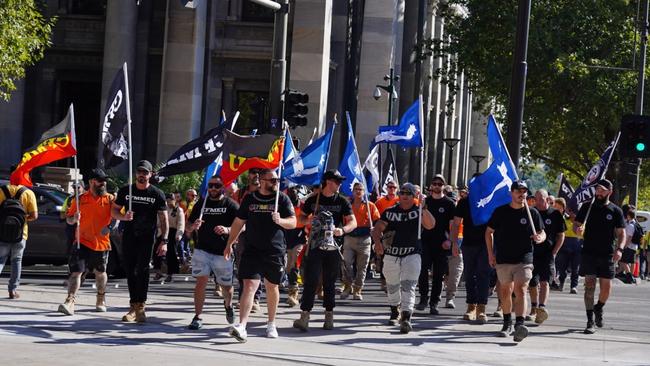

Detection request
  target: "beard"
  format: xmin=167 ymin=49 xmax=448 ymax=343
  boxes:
xmin=209 ymin=190 xmax=222 ymax=199
xmin=595 ymin=195 xmax=608 ymax=205
xmin=93 ymin=185 xmax=107 ymax=196
xmin=137 ymin=176 xmax=147 ymax=184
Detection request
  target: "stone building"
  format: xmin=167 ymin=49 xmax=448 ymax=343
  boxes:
xmin=0 ymin=0 xmax=489 ymax=187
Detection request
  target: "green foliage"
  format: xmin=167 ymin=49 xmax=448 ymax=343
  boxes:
xmin=0 ymin=0 xmax=55 ymax=101
xmin=433 ymin=0 xmax=650 ymax=207
xmin=156 ymin=171 xmax=204 ymax=195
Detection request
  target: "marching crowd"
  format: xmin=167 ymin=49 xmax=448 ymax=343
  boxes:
xmin=1 ymin=161 xmax=648 ymax=344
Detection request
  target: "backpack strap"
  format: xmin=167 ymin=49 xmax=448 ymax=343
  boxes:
xmin=1 ymin=185 xmax=10 ymax=201
xmin=13 ymin=187 xmax=26 ymax=201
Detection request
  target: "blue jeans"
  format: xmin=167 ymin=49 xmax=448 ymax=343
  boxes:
xmin=461 ymin=244 xmax=491 ymax=305
xmin=0 ymin=239 xmax=27 ymax=292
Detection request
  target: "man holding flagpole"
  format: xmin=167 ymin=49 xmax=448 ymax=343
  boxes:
xmin=112 ymin=160 xmax=168 ymax=323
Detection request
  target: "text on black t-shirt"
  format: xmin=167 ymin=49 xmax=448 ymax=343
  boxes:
xmin=189 ymin=196 xmax=239 ymax=255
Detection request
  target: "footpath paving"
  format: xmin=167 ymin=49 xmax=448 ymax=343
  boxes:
xmin=0 ymin=275 xmax=649 ymax=366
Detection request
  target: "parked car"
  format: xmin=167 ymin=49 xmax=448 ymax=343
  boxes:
xmin=0 ymin=180 xmax=125 ymax=277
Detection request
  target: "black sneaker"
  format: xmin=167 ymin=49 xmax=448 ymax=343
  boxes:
xmin=498 ymin=322 xmax=513 ymax=337
xmin=399 ymin=311 xmax=412 ymax=334
xmin=188 ymin=316 xmax=203 ymax=330
xmin=225 ymin=306 xmax=235 ymax=325
xmin=513 ymin=324 xmax=529 ymax=342
xmin=584 ymin=321 xmax=596 ymax=334
xmin=429 ymin=305 xmax=439 ymax=315
xmin=594 ymin=308 xmax=603 ymax=328
xmin=388 ymin=306 xmax=400 ymax=326
xmin=415 ymin=300 xmax=427 ymax=311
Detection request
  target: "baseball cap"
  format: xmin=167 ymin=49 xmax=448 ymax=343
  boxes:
xmin=400 ymin=183 xmax=417 ymax=196
xmin=322 ymin=170 xmax=346 ymax=182
xmin=596 ymin=178 xmax=613 ymax=191
xmin=431 ymin=174 xmax=446 ymax=184
xmin=510 ymin=180 xmax=528 ymax=191
xmin=136 ymin=160 xmax=153 ymax=172
xmin=88 ymin=168 xmax=108 ymax=181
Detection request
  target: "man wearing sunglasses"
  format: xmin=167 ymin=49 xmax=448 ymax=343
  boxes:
xmin=418 ymin=174 xmax=457 ymax=315
xmin=185 ymin=175 xmax=239 ymax=330
xmin=293 ymin=170 xmax=357 ymax=332
xmin=112 ymin=160 xmax=168 ymax=323
xmin=371 ymin=183 xmax=435 ymax=333
xmin=58 ymin=168 xmax=116 ymax=316
xmin=486 ymin=180 xmax=545 ymax=342
xmin=225 ymin=169 xmax=296 ymax=342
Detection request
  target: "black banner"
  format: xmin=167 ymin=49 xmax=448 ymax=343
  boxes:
xmin=157 ymin=124 xmax=226 ymax=177
xmin=98 ymin=67 xmax=129 ymax=169
xmin=558 ymin=174 xmax=578 ymax=214
xmin=381 ymin=149 xmax=399 ymax=195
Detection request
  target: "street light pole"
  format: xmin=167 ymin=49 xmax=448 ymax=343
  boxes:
xmin=443 ymin=137 xmax=461 ymax=184
xmin=374 ymin=68 xmax=400 ymax=186
xmin=505 ymin=0 xmax=531 ymax=168
xmin=471 ymin=155 xmax=486 ymax=174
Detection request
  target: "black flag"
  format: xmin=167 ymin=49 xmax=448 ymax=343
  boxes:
xmin=98 ymin=67 xmax=129 ymax=169
xmin=381 ymin=149 xmax=399 ymax=195
xmin=157 ymin=124 xmax=226 ymax=177
xmin=558 ymin=174 xmax=578 ymax=214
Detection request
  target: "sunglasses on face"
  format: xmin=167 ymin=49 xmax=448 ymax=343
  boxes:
xmin=208 ymin=183 xmax=223 ymax=189
xmin=387 ymin=186 xmax=397 ymax=189
xmin=399 ymin=190 xmax=413 ymax=196
xmin=262 ymin=178 xmax=281 ymax=183
xmin=136 ymin=169 xmax=149 ymax=175
xmin=353 ymin=188 xmax=364 ymax=192
xmin=431 ymin=182 xmax=444 ymax=187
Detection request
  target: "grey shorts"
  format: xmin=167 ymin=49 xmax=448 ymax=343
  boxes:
xmin=191 ymin=248 xmax=234 ymax=286
xmin=496 ymin=263 xmax=533 ymax=284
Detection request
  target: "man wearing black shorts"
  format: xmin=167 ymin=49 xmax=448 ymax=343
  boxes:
xmin=293 ymin=170 xmax=357 ymax=332
xmin=225 ymin=169 xmax=296 ymax=342
xmin=528 ymin=189 xmax=566 ymax=324
xmin=574 ymin=179 xmax=625 ymax=334
xmin=486 ymin=181 xmax=545 ymax=342
xmin=112 ymin=160 xmax=168 ymax=323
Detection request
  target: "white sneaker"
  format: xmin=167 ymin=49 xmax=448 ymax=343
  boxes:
xmin=228 ymin=323 xmax=248 ymax=343
xmin=266 ymin=322 xmax=279 ymax=338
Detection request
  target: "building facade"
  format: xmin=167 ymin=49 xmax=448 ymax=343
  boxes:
xmin=0 ymin=0 xmax=489 ymax=187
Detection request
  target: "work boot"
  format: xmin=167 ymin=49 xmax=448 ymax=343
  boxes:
xmin=513 ymin=323 xmax=529 ymax=342
xmin=340 ymin=283 xmax=352 ymax=300
xmin=122 ymin=303 xmax=137 ymax=322
xmin=135 ymin=302 xmax=146 ymax=323
xmin=96 ymin=292 xmax=107 ymax=312
xmin=352 ymin=286 xmax=363 ymax=300
xmin=476 ymin=304 xmax=488 ymax=324
xmin=58 ymin=295 xmax=76 ymax=316
xmin=463 ymin=304 xmax=477 ymax=321
xmin=388 ymin=306 xmax=400 ymax=326
xmin=323 ymin=311 xmax=334 ymax=330
xmin=251 ymin=300 xmax=261 ymax=313
xmin=535 ymin=307 xmax=549 ymax=324
xmin=493 ymin=304 xmax=503 ymax=318
xmin=594 ymin=308 xmax=604 ymax=328
xmin=526 ymin=306 xmax=537 ymax=322
xmin=399 ymin=311 xmax=413 ymax=334
xmin=287 ymin=287 xmax=299 ymax=307
xmin=293 ymin=311 xmax=310 ymax=332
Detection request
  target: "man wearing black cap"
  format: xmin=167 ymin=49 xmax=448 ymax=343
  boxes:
xmin=486 ymin=180 xmax=545 ymax=342
xmin=574 ymin=179 xmax=625 ymax=334
xmin=418 ymin=174 xmax=456 ymax=314
xmin=293 ymin=170 xmax=357 ymax=332
xmin=58 ymin=168 xmax=117 ymax=315
xmin=112 ymin=160 xmax=168 ymax=323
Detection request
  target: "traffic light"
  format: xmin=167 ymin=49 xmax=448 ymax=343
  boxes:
xmin=285 ymin=89 xmax=309 ymax=128
xmin=620 ymin=114 xmax=650 ymax=158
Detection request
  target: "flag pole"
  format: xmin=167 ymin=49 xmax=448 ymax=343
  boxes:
xmin=275 ymin=122 xmax=288 ymax=213
xmin=347 ymin=112 xmax=374 ymax=230
xmin=123 ymin=62 xmax=133 ymax=212
xmin=417 ymin=96 xmax=425 ymax=239
xmin=70 ymin=103 xmax=81 ymax=250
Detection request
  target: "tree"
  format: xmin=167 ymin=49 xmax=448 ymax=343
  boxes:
xmin=433 ymin=0 xmax=650 ymax=206
xmin=0 ymin=0 xmax=55 ymax=101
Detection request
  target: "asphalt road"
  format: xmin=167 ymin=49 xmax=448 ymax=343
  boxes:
xmin=1 ymin=269 xmax=649 ymax=365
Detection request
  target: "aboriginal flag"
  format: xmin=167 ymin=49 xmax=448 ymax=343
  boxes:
xmin=10 ymin=104 xmax=77 ymax=187
xmin=219 ymin=130 xmax=284 ymax=185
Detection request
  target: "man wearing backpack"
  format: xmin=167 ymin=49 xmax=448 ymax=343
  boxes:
xmin=618 ymin=207 xmax=641 ymax=284
xmin=0 ymin=176 xmax=38 ymax=299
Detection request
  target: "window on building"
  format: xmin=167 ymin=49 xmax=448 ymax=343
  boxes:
xmin=241 ymin=2 xmax=274 ymax=23
xmin=236 ymin=91 xmax=269 ymax=135
xmin=60 ymin=0 xmax=106 ymax=16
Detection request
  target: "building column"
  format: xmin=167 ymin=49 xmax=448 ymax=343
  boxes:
xmin=426 ymin=10 xmax=444 ymax=179
xmin=156 ymin=0 xmax=208 ymax=162
xmin=288 ymin=0 xmax=333 ymax=145
xmin=0 ymin=79 xmax=26 ymax=171
xmin=221 ymin=77 xmax=235 ymax=118
xmin=100 ymin=0 xmax=138 ymax=161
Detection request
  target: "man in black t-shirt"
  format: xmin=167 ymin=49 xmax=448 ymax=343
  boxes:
xmin=528 ymin=189 xmax=566 ymax=325
xmin=371 ymin=183 xmax=435 ymax=333
xmin=224 ymin=169 xmax=296 ymax=342
xmin=111 ymin=160 xmax=168 ymax=323
xmin=486 ymin=180 xmax=545 ymax=343
xmin=418 ymin=174 xmax=457 ymax=314
xmin=292 ymin=170 xmax=357 ymax=332
xmin=574 ymin=179 xmax=626 ymax=334
xmin=452 ymin=188 xmax=490 ymax=323
xmin=185 ymin=175 xmax=239 ymax=330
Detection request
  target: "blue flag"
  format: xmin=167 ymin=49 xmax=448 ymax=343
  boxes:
xmin=338 ymin=113 xmax=367 ymax=196
xmin=570 ymin=134 xmax=619 ymax=207
xmin=370 ymin=98 xmax=423 ymax=148
xmin=468 ymin=115 xmax=518 ymax=225
xmin=282 ymin=124 xmax=335 ymax=186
